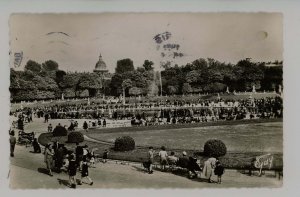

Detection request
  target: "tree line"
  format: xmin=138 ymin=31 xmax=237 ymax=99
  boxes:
xmin=9 ymin=58 xmax=283 ymax=101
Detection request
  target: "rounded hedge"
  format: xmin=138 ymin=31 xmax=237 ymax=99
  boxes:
xmin=52 ymin=125 xmax=68 ymax=137
xmin=114 ymin=136 xmax=135 ymax=151
xmin=67 ymin=132 xmax=84 ymax=143
xmin=204 ymin=139 xmax=227 ymax=157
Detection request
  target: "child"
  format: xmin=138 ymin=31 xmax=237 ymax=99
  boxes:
xmin=78 ymin=157 xmax=93 ymax=186
xmin=214 ymin=161 xmax=225 ymax=184
xmin=61 ymin=154 xmax=70 ymax=172
xmin=88 ymin=150 xmax=96 ymax=168
xmin=103 ymin=149 xmax=109 ymax=163
xmin=68 ymin=154 xmax=78 ymax=188
xmin=158 ymin=146 xmax=168 ymax=171
xmin=147 ymin=147 xmax=154 ymax=174
xmin=48 ymin=123 xmax=53 ymax=133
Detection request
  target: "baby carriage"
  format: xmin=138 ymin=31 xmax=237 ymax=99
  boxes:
xmin=18 ymin=131 xmax=35 ymax=147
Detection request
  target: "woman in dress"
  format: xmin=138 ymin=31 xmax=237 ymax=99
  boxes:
xmin=44 ymin=143 xmax=54 ymax=176
xmin=203 ymin=157 xmax=217 ymax=183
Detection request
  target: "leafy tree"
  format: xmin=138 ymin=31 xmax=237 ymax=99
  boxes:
xmin=202 ymin=82 xmax=226 ymax=93
xmin=42 ymin=60 xmax=59 ymax=71
xmin=32 ymin=75 xmax=58 ymax=91
xmin=77 ymin=89 xmax=89 ymax=97
xmin=261 ymin=66 xmax=283 ymax=90
xmin=77 ymin=73 xmax=102 ymax=91
xmin=55 ymin=70 xmax=67 ymax=83
xmin=182 ymin=83 xmax=193 ymax=94
xmin=234 ymin=59 xmax=264 ymax=91
xmin=109 ymin=73 xmax=123 ymax=96
xmin=192 ymin=58 xmax=208 ymax=70
xmin=122 ymin=79 xmax=133 ymax=90
xmin=167 ymin=85 xmax=177 ymax=95
xmin=186 ymin=70 xmax=200 ymax=84
xmin=207 ymin=69 xmax=223 ymax=83
xmin=24 ymin=60 xmax=41 ymax=73
xmin=59 ymin=73 xmax=80 ymax=88
xmin=129 ymin=87 xmax=141 ymax=96
xmin=136 ymin=67 xmax=145 ymax=73
xmin=115 ymin=58 xmax=134 ymax=74
xmin=122 ymin=79 xmax=132 ymax=104
xmin=142 ymin=60 xmax=154 ymax=71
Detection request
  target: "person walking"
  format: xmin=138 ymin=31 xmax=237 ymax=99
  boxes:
xmin=44 ymin=143 xmax=54 ymax=176
xmin=83 ymin=121 xmax=88 ymax=132
xmin=147 ymin=147 xmax=155 ymax=174
xmin=48 ymin=123 xmax=53 ymax=133
xmin=78 ymin=157 xmax=93 ymax=186
xmin=158 ymin=146 xmax=168 ymax=171
xmin=75 ymin=142 xmax=83 ymax=170
xmin=68 ymin=154 xmax=78 ymax=188
xmin=214 ymin=161 xmax=225 ymax=184
xmin=44 ymin=113 xmax=49 ymax=123
xmin=203 ymin=157 xmax=217 ymax=183
xmin=9 ymin=130 xmax=17 ymax=157
xmin=102 ymin=149 xmax=109 ymax=163
xmin=55 ymin=144 xmax=66 ymax=172
xmin=103 ymin=119 xmax=106 ymax=127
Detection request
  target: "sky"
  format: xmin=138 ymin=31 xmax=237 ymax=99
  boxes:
xmin=9 ymin=13 xmax=283 ymax=73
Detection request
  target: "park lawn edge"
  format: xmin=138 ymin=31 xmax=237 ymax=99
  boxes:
xmin=38 ymin=118 xmax=283 ymax=171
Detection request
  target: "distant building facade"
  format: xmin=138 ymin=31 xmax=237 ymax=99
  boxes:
xmin=93 ymin=54 xmax=111 ymax=97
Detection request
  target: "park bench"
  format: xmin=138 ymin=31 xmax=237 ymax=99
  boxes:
xmin=243 ymin=153 xmax=283 ymax=180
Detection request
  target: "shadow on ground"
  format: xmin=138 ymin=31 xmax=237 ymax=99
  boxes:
xmin=37 ymin=168 xmax=50 ymax=175
xmin=57 ymin=178 xmax=70 ymax=187
xmin=170 ymin=169 xmax=210 ymax=183
xmin=132 ymin=165 xmax=211 ymax=183
xmin=132 ymin=165 xmax=149 ymax=173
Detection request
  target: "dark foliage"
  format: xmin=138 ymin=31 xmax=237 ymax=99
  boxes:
xmin=204 ymin=139 xmax=227 ymax=157
xmin=114 ymin=136 xmax=135 ymax=151
xmin=10 ymin=58 xmax=283 ymax=101
xmin=24 ymin=60 xmax=41 ymax=73
xmin=115 ymin=58 xmax=134 ymax=74
xmin=67 ymin=132 xmax=84 ymax=143
xmin=52 ymin=125 xmax=68 ymax=137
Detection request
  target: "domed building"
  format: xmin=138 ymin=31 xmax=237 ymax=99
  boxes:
xmin=93 ymin=53 xmax=111 ymax=97
xmin=94 ymin=53 xmax=109 ymax=75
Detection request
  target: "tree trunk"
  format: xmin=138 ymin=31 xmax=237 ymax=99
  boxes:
xmin=123 ymin=87 xmax=125 ymax=105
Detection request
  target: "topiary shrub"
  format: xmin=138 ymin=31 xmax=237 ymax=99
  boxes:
xmin=204 ymin=139 xmax=227 ymax=157
xmin=67 ymin=131 xmax=84 ymax=143
xmin=52 ymin=125 xmax=68 ymax=137
xmin=114 ymin=136 xmax=135 ymax=151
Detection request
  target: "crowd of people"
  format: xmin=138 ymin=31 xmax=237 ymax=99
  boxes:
xmin=144 ymin=146 xmax=225 ymax=183
xmin=9 ymin=95 xmax=282 ymax=187
xmin=11 ymin=97 xmax=283 ymax=130
xmin=42 ymin=141 xmax=99 ymax=188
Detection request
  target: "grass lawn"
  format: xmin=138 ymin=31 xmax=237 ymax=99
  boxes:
xmin=38 ymin=119 xmax=283 ymax=170
xmin=86 ymin=120 xmax=283 ymax=153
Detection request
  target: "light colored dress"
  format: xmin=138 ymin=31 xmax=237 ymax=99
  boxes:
xmin=44 ymin=148 xmax=54 ymax=170
xmin=203 ymin=157 xmax=217 ymax=178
